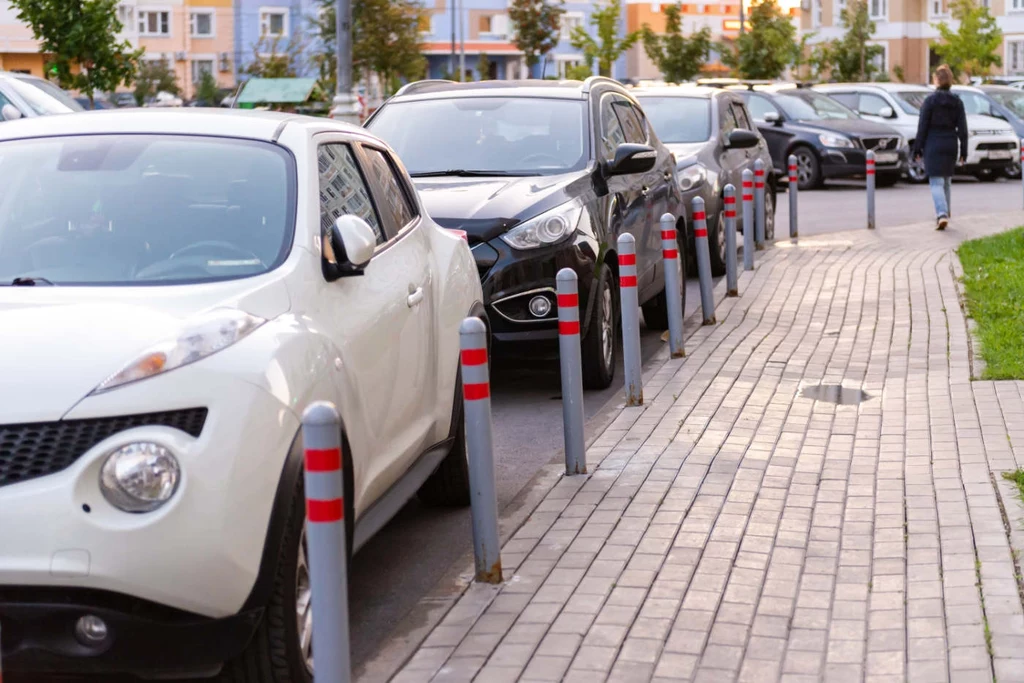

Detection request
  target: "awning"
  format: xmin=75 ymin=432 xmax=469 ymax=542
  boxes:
xmin=236 ymin=78 xmax=319 ymax=105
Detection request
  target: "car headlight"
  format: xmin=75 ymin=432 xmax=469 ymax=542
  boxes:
xmin=100 ymin=442 xmax=180 ymax=513
xmin=500 ymin=200 xmax=585 ymax=250
xmin=678 ymin=164 xmax=707 ymax=192
xmin=93 ymin=309 xmax=265 ymax=393
xmin=970 ymin=129 xmax=999 ymax=136
xmin=819 ymin=133 xmax=854 ymax=148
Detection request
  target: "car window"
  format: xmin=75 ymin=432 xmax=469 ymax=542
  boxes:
xmin=317 ymin=143 xmax=384 ymax=245
xmin=720 ymin=100 xmax=739 ymax=135
xmin=859 ymin=93 xmax=891 ymax=116
xmin=988 ymin=90 xmax=1024 ymax=118
xmin=612 ymin=98 xmax=647 ymax=145
xmin=894 ymin=91 xmax=928 ymax=114
xmin=745 ymin=94 xmax=779 ymax=122
xmin=955 ymin=91 xmax=994 ymax=116
xmin=0 ymin=89 xmax=15 ymax=114
xmin=634 ymin=96 xmax=710 ymax=142
xmin=731 ymin=102 xmax=753 ymax=130
xmin=775 ymin=91 xmax=857 ymax=120
xmin=828 ymin=92 xmax=858 ymax=109
xmin=7 ymin=77 xmax=83 ymax=114
xmin=599 ymin=94 xmax=627 ymax=160
xmin=361 ymin=146 xmax=417 ymax=239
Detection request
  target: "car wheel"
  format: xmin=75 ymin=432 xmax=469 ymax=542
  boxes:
xmin=876 ymin=171 xmax=899 ymax=188
xmin=975 ymin=168 xmax=999 ymax=182
xmin=707 ymin=210 xmax=727 ymax=277
xmin=1004 ymin=160 xmax=1021 ymax=179
xmin=763 ymin=190 xmax=775 ymax=241
xmin=642 ymin=226 xmax=688 ymax=332
xmin=581 ymin=265 xmax=616 ymax=390
xmin=417 ymin=394 xmax=470 ymax=507
xmin=792 ymin=147 xmax=821 ymax=190
xmin=906 ymin=157 xmax=927 ymax=183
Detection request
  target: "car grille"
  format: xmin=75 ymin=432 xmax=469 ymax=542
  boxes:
xmin=860 ymin=136 xmax=901 ymax=151
xmin=977 ymin=142 xmax=1016 ymax=150
xmin=0 ymin=408 xmax=208 ymax=488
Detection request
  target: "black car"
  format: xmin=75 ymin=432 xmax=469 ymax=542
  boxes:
xmin=633 ymin=85 xmax=777 ymax=277
xmin=729 ymin=84 xmax=907 ymax=190
xmin=366 ymin=77 xmax=685 ymax=389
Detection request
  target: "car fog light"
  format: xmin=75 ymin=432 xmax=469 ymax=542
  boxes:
xmin=529 ymin=295 xmax=552 ymax=318
xmin=100 ymin=442 xmax=180 ymax=513
xmin=75 ymin=615 xmax=109 ymax=645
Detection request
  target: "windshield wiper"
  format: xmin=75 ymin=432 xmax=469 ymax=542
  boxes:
xmin=7 ymin=276 xmax=56 ymax=286
xmin=410 ymin=169 xmax=535 ymax=178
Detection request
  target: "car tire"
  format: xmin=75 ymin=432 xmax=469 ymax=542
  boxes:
xmin=1004 ymin=160 xmax=1021 ymax=179
xmin=707 ymin=210 xmax=727 ymax=277
xmin=876 ymin=171 xmax=899 ymax=188
xmin=906 ymin=157 xmax=928 ymax=183
xmin=642 ymin=225 xmax=688 ymax=332
xmin=975 ymin=168 xmax=999 ymax=182
xmin=764 ymin=189 xmax=775 ymax=241
xmin=581 ymin=265 xmax=617 ymax=390
xmin=792 ymin=147 xmax=821 ymax=191
xmin=417 ymin=394 xmax=470 ymax=507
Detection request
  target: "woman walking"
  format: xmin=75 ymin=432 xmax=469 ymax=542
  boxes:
xmin=912 ymin=64 xmax=968 ymax=230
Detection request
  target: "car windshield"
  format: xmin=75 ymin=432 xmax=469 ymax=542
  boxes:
xmin=955 ymin=90 xmax=995 ymax=116
xmin=635 ymin=96 xmax=711 ymax=143
xmin=988 ymin=90 xmax=1024 ymax=118
xmin=0 ymin=135 xmax=295 ymax=285
xmin=8 ymin=77 xmax=84 ymax=114
xmin=367 ymin=97 xmax=588 ymax=176
xmin=894 ymin=91 xmax=929 ymax=114
xmin=774 ymin=91 xmax=857 ymax=120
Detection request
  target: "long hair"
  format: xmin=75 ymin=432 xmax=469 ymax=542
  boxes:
xmin=935 ymin=64 xmax=954 ymax=90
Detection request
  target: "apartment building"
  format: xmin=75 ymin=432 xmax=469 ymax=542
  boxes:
xmin=802 ymin=0 xmax=1024 ymax=83
xmin=0 ymin=0 xmax=55 ymax=76
xmin=234 ymin=0 xmax=320 ymax=80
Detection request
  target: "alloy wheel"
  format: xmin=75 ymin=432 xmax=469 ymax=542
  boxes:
xmin=907 ymin=157 xmax=927 ymax=182
xmin=796 ymin=153 xmax=815 ymax=185
xmin=716 ymin=211 xmax=728 ymax=265
xmin=296 ymin=526 xmax=314 ymax=675
xmin=1007 ymin=160 xmax=1022 ymax=179
xmin=764 ymin=192 xmax=775 ymax=241
xmin=600 ymin=286 xmax=613 ymax=370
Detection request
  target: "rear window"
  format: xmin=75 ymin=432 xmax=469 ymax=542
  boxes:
xmin=635 ymin=97 xmax=711 ymax=143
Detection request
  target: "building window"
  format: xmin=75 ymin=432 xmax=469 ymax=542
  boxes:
xmin=929 ymin=0 xmax=949 ymax=17
xmin=191 ymin=10 xmax=215 ymax=37
xmin=556 ymin=55 xmax=585 ymax=77
xmin=869 ymin=0 xmax=886 ymax=19
xmin=560 ymin=12 xmax=584 ymax=39
xmin=813 ymin=0 xmax=822 ymax=27
xmin=192 ymin=59 xmax=214 ymax=83
xmin=1011 ymin=0 xmax=1024 ymax=11
xmin=138 ymin=10 xmax=170 ymax=36
xmin=259 ymin=8 xmax=289 ymax=36
xmin=1008 ymin=39 xmax=1024 ymax=73
xmin=478 ymin=13 xmax=509 ymax=37
xmin=117 ymin=5 xmax=134 ymax=28
xmin=869 ymin=42 xmax=887 ymax=73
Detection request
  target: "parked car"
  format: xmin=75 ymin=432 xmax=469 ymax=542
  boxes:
xmin=365 ymin=77 xmax=686 ymax=389
xmin=0 ymin=71 xmax=83 ymax=122
xmin=632 ymin=84 xmax=777 ymax=276
xmin=146 ymin=90 xmax=183 ymax=107
xmin=814 ymin=82 xmax=1018 ymax=182
xmin=724 ymin=83 xmax=907 ymax=190
xmin=953 ymin=84 xmax=1024 ymax=178
xmin=111 ymin=92 xmax=139 ymax=108
xmin=0 ymin=109 xmax=484 ymax=681
xmin=73 ymin=95 xmax=118 ymax=110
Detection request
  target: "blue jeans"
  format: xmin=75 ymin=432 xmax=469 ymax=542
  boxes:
xmin=929 ymin=176 xmax=952 ymax=218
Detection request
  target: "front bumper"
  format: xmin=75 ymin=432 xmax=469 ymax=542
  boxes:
xmin=821 ymin=147 xmax=906 ymax=179
xmin=965 ymin=136 xmax=1018 ymax=168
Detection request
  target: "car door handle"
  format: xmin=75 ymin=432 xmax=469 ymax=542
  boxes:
xmin=407 ymin=286 xmax=424 ymax=308
xmin=663 ymin=171 xmax=672 ymax=181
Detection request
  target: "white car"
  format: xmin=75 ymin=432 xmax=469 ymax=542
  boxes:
xmin=0 ymin=71 xmax=84 ymax=122
xmin=815 ymin=82 xmax=1019 ymax=182
xmin=0 ymin=110 xmax=484 ymax=680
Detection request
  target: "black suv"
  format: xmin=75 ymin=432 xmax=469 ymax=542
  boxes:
xmin=366 ymin=78 xmax=685 ymax=389
xmin=723 ymin=83 xmax=907 ymax=190
xmin=632 ymin=85 xmax=777 ymax=276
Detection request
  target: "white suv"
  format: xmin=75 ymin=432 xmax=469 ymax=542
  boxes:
xmin=815 ymin=82 xmax=1018 ymax=181
xmin=0 ymin=110 xmax=484 ymax=681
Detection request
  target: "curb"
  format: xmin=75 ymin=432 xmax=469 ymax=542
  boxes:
xmin=948 ymin=250 xmax=986 ymax=380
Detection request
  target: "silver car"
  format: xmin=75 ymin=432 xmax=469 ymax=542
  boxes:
xmin=0 ymin=71 xmax=84 ymax=122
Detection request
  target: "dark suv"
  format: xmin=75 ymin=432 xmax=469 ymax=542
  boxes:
xmin=366 ymin=78 xmax=685 ymax=389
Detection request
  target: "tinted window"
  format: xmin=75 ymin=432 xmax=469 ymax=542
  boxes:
xmin=731 ymin=102 xmax=753 ymax=130
xmin=828 ymin=92 xmax=858 ymax=109
xmin=859 ymin=93 xmax=891 ymax=116
xmin=318 ymin=144 xmax=384 ymax=245
xmin=368 ymin=97 xmax=588 ymax=176
xmin=775 ymin=91 xmax=857 ymax=120
xmin=635 ymin=96 xmax=711 ymax=142
xmin=988 ymin=90 xmax=1024 ymax=117
xmin=8 ymin=77 xmax=83 ymax=114
xmin=894 ymin=91 xmax=928 ymax=114
xmin=599 ymin=95 xmax=627 ymax=159
xmin=0 ymin=135 xmax=294 ymax=285
xmin=362 ymin=147 xmax=417 ymax=239
xmin=954 ymin=90 xmax=994 ymax=116
xmin=745 ymin=93 xmax=779 ymax=122
xmin=613 ymin=99 xmax=647 ymax=144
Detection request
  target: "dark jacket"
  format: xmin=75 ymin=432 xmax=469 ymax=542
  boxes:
xmin=912 ymin=89 xmax=969 ymax=178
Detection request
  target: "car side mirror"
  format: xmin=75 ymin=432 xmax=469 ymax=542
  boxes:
xmin=877 ymin=105 xmax=895 ymax=119
xmin=1 ymin=104 xmax=23 ymax=122
xmin=726 ymin=129 xmax=760 ymax=149
xmin=606 ymin=143 xmax=658 ymax=176
xmin=763 ymin=111 xmax=782 ymax=126
xmin=324 ymin=215 xmax=377 ymax=281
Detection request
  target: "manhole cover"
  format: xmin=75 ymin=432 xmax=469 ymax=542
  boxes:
xmin=799 ymin=384 xmax=870 ymax=404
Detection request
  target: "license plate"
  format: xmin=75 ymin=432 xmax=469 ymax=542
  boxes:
xmin=987 ymin=150 xmax=1013 ymax=159
xmin=875 ymin=151 xmax=899 ymax=164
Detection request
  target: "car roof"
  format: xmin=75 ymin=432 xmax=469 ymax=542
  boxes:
xmin=815 ymin=82 xmax=931 ymax=92
xmin=631 ymin=85 xmax=720 ymax=99
xmin=0 ymin=108 xmax=366 ymax=143
xmin=979 ymin=84 xmax=1020 ymax=93
xmin=386 ymin=77 xmax=627 ymax=103
xmin=952 ymin=84 xmax=984 ymax=93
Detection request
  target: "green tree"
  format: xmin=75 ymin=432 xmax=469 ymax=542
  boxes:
xmin=196 ymin=70 xmax=221 ymax=105
xmin=245 ymin=33 xmax=306 ymax=78
xmin=570 ymin=0 xmax=640 ymax=77
xmin=477 ymin=53 xmax=492 ymax=80
xmin=10 ymin=0 xmax=141 ymax=106
xmin=641 ymin=4 xmax=711 ymax=83
xmin=133 ymin=58 xmax=179 ymax=105
xmin=565 ymin=63 xmax=592 ymax=79
xmin=719 ymin=0 xmax=797 ymax=79
xmin=508 ymin=0 xmax=564 ymax=71
xmin=933 ymin=0 xmax=1002 ymax=79
xmin=814 ymin=0 xmax=885 ymax=81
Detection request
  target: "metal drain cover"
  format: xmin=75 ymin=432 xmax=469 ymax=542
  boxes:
xmin=799 ymin=384 xmax=870 ymax=404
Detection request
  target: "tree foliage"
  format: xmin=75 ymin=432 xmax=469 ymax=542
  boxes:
xmin=508 ymin=0 xmax=564 ymax=69
xmin=133 ymin=59 xmax=179 ymax=105
xmin=196 ymin=70 xmax=221 ymax=105
xmin=641 ymin=4 xmax=711 ymax=83
xmin=813 ymin=0 xmax=885 ymax=81
xmin=719 ymin=0 xmax=797 ymax=79
xmin=245 ymin=33 xmax=307 ymax=79
xmin=477 ymin=53 xmax=492 ymax=80
xmin=570 ymin=0 xmax=639 ymax=77
xmin=10 ymin=0 xmax=141 ymax=105
xmin=933 ymin=0 xmax=1002 ymax=78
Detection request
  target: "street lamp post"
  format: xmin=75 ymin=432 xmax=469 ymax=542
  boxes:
xmin=739 ymin=0 xmax=745 ymax=35
xmin=330 ymin=0 xmax=362 ymax=124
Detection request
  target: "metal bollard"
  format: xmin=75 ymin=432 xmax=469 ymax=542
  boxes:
xmin=301 ymin=401 xmax=351 ymax=683
xmin=659 ymin=213 xmax=685 ymax=359
xmin=692 ymin=197 xmax=716 ymax=325
xmin=460 ymin=317 xmax=502 ymax=583
xmin=556 ymin=269 xmax=586 ymax=475
xmin=723 ymin=184 xmax=738 ymax=297
xmin=788 ymin=154 xmax=798 ymax=239
xmin=742 ymin=169 xmax=754 ymax=271
xmin=754 ymin=159 xmax=766 ymax=250
xmin=617 ymin=234 xmax=643 ymax=406
xmin=866 ymin=150 xmax=876 ymax=230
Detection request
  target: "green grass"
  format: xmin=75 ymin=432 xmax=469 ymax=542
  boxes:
xmin=1002 ymin=469 xmax=1024 ymax=506
xmin=957 ymin=227 xmax=1024 ymax=379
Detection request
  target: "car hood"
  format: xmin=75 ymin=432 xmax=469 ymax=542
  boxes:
xmin=785 ymin=118 xmax=903 ymax=138
xmin=0 ymin=277 xmax=290 ymax=423
xmin=414 ymin=172 xmax=592 ymax=243
xmin=967 ymin=113 xmax=1016 ymax=132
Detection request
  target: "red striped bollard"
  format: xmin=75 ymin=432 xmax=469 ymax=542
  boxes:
xmin=723 ymin=184 xmax=738 ymax=296
xmin=788 ymin=153 xmax=798 ymax=239
xmin=692 ymin=196 xmax=716 ymax=325
xmin=460 ymin=317 xmax=502 ymax=583
xmin=754 ymin=158 xmax=766 ymax=250
xmin=556 ymin=269 xmax=586 ymax=475
xmin=301 ymin=401 xmax=351 ymax=683
xmin=866 ymin=150 xmax=876 ymax=230
xmin=742 ymin=169 xmax=754 ymax=271
xmin=617 ymin=233 xmax=643 ymax=406
xmin=659 ymin=213 xmax=685 ymax=358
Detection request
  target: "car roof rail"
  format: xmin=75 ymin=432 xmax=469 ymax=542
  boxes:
xmin=582 ymin=76 xmax=625 ymax=93
xmin=393 ymin=79 xmax=456 ymax=97
xmin=695 ymin=77 xmax=776 ymax=90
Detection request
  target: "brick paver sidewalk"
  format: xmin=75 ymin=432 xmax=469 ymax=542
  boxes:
xmin=390 ymin=214 xmax=1024 ymax=683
